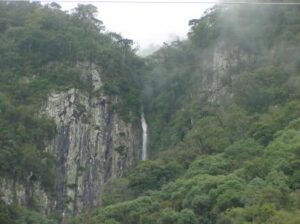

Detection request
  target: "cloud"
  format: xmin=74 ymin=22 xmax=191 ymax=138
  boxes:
xmin=59 ymin=0 xmax=216 ymax=48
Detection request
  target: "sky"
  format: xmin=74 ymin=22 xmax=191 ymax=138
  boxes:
xmin=58 ymin=0 xmax=217 ymax=50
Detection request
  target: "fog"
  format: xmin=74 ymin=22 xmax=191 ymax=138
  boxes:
xmin=59 ymin=0 xmax=216 ymax=49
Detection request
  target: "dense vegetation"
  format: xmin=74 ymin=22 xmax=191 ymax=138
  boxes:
xmin=71 ymin=3 xmax=300 ymax=224
xmin=0 ymin=2 xmax=143 ymax=223
xmin=1 ymin=1 xmax=300 ymax=224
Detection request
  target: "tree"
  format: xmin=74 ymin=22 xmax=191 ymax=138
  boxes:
xmin=72 ymin=4 xmax=104 ymax=30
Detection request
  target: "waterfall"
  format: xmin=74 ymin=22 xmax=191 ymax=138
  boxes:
xmin=141 ymin=110 xmax=148 ymax=160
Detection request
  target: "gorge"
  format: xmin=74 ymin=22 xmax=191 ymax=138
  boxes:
xmin=1 ymin=1 xmax=300 ymax=224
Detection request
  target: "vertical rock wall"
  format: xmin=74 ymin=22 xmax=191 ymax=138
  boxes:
xmin=40 ymin=64 xmax=141 ymax=215
xmin=0 ymin=63 xmax=141 ymax=217
xmin=196 ymin=42 xmax=243 ymax=103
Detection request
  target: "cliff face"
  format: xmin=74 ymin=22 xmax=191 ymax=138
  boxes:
xmin=42 ymin=63 xmax=141 ymax=216
xmin=196 ymin=42 xmax=243 ymax=104
xmin=1 ymin=63 xmax=141 ymax=216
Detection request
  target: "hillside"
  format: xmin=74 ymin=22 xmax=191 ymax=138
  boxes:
xmin=0 ymin=2 xmax=144 ymax=223
xmin=1 ymin=1 xmax=300 ymax=224
xmin=74 ymin=3 xmax=300 ymax=224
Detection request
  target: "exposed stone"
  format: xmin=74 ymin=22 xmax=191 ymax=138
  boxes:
xmin=0 ymin=63 xmax=141 ymax=217
xmin=196 ymin=42 xmax=242 ymax=104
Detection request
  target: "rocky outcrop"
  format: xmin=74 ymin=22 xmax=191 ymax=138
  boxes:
xmin=0 ymin=63 xmax=141 ymax=217
xmin=196 ymin=42 xmax=243 ymax=103
xmin=40 ymin=63 xmax=141 ymax=216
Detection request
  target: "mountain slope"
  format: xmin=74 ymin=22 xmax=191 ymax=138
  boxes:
xmin=1 ymin=2 xmax=300 ymax=224
xmin=0 ymin=2 xmax=144 ymax=223
xmin=77 ymin=4 xmax=300 ymax=224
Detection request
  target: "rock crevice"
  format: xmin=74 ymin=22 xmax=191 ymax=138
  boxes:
xmin=1 ymin=64 xmax=141 ymax=216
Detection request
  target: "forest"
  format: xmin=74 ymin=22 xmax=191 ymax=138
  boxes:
xmin=1 ymin=1 xmax=300 ymax=224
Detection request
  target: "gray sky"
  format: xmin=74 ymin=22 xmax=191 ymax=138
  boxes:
xmin=59 ymin=0 xmax=216 ymax=49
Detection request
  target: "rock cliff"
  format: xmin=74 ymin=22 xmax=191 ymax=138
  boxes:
xmin=1 ymin=63 xmax=141 ymax=217
xmin=196 ymin=42 xmax=243 ymax=104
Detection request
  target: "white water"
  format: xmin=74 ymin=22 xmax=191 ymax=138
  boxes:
xmin=141 ymin=110 xmax=148 ymax=160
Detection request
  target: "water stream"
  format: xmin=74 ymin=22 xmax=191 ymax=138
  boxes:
xmin=141 ymin=110 xmax=148 ymax=160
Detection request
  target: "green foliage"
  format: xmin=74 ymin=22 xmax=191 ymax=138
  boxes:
xmin=184 ymin=116 xmax=231 ymax=153
xmin=233 ymin=66 xmax=291 ymax=112
xmin=3 ymin=1 xmax=300 ymax=224
xmin=127 ymin=160 xmax=184 ymax=195
xmin=94 ymin=197 xmax=160 ymax=224
xmin=74 ymin=3 xmax=300 ymax=224
xmin=101 ymin=178 xmax=134 ymax=206
xmin=250 ymin=100 xmax=300 ymax=145
xmin=159 ymin=208 xmax=178 ymax=224
xmin=0 ymin=1 xmax=143 ymax=119
xmin=0 ymin=1 xmax=144 ymax=222
xmin=0 ymin=201 xmax=58 ymax=224
xmin=186 ymin=154 xmax=230 ymax=177
xmin=0 ymin=97 xmax=56 ymax=191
